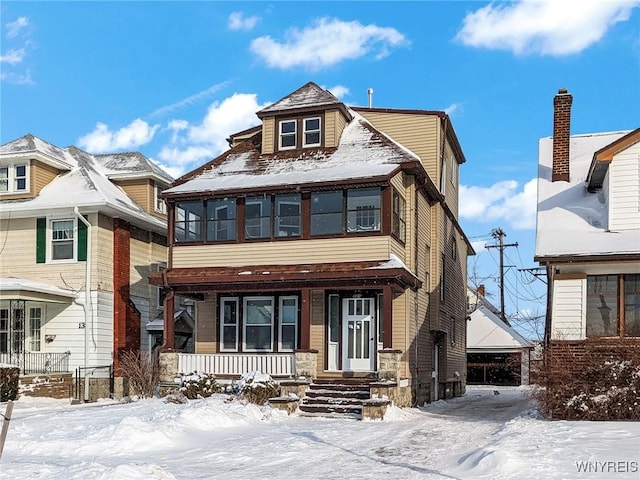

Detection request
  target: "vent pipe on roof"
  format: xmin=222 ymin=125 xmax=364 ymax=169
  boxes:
xmin=367 ymin=88 xmax=374 ymax=108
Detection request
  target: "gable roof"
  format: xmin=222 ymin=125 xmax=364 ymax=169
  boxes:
xmin=467 ymin=305 xmax=531 ymax=350
xmin=535 ymin=130 xmax=640 ymax=260
xmin=0 ymin=135 xmax=173 ymax=234
xmin=586 ymin=128 xmax=640 ymax=192
xmin=0 ymin=133 xmax=72 ymax=170
xmin=95 ymin=151 xmax=174 ymax=184
xmin=164 ymin=110 xmax=420 ymax=197
xmin=257 ymin=81 xmax=345 ymax=117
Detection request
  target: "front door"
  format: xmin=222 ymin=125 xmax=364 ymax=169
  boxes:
xmin=342 ymin=298 xmax=374 ymax=371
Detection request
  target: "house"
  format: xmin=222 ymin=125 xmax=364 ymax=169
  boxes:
xmin=466 ymin=286 xmax=533 ymax=386
xmin=0 ymin=134 xmax=176 ymax=399
xmin=534 ymin=89 xmax=640 ymax=398
xmin=152 ymin=82 xmax=473 ymax=407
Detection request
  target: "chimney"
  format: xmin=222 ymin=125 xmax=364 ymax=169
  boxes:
xmin=552 ymin=88 xmax=572 ymax=182
xmin=477 ymin=284 xmax=486 ymax=298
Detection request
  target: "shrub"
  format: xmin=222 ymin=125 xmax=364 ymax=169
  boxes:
xmin=180 ymin=372 xmax=220 ymax=399
xmin=537 ymin=341 xmax=640 ymax=420
xmin=0 ymin=366 xmax=19 ymax=402
xmin=119 ymin=350 xmax=159 ymax=398
xmin=237 ymin=371 xmax=280 ymax=405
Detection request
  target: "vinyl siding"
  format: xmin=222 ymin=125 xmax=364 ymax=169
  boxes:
xmin=32 ymin=160 xmax=60 ymax=196
xmin=172 ymin=236 xmax=392 ymax=268
xmin=310 ymin=290 xmax=325 ymax=366
xmin=392 ymin=291 xmax=408 ymax=378
xmin=356 ymin=111 xmax=440 ymax=179
xmin=262 ymin=117 xmax=275 ymax=154
xmin=195 ymin=295 xmax=217 ymax=353
xmin=444 ymin=142 xmax=459 ymax=217
xmin=117 ymin=179 xmax=153 ymax=213
xmin=551 ymin=278 xmax=585 ymax=340
xmin=608 ymin=142 xmax=640 ymax=231
xmin=325 ymin=109 xmax=349 ymax=148
xmin=96 ymin=214 xmax=114 ymax=291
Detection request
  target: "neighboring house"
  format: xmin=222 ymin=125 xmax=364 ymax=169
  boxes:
xmin=466 ymin=286 xmax=533 ymax=386
xmin=152 ymin=82 xmax=473 ymax=406
xmin=0 ymin=134 xmax=175 ymax=398
xmin=535 ymin=89 xmax=640 ymax=386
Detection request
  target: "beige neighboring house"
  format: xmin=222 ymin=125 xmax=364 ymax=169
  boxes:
xmin=535 ymin=89 xmax=640 ymax=389
xmin=0 ymin=134 xmax=174 ymax=398
xmin=152 ymin=82 xmax=474 ymax=408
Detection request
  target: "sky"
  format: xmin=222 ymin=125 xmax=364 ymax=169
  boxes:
xmin=1 ymin=1 xmax=639 ymax=338
xmin=2 ymin=385 xmax=639 ymax=479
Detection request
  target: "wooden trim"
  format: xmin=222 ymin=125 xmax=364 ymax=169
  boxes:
xmin=300 ymin=289 xmax=311 ymax=350
xmin=554 ymin=272 xmax=586 ymax=280
xmin=383 ymin=286 xmax=393 ymax=348
xmin=381 ymin=185 xmax=391 ymax=236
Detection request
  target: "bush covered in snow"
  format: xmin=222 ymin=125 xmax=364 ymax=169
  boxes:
xmin=180 ymin=372 xmax=221 ymax=399
xmin=236 ymin=371 xmax=280 ymax=405
xmin=538 ymin=342 xmax=640 ymax=420
xmin=0 ymin=365 xmax=19 ymax=402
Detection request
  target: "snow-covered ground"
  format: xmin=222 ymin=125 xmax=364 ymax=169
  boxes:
xmin=1 ymin=386 xmax=638 ymax=480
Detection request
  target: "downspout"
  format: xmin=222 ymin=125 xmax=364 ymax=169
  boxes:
xmin=413 ymin=182 xmax=420 ymax=406
xmin=73 ymin=207 xmax=91 ymax=402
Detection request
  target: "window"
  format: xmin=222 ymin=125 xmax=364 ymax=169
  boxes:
xmin=175 ymin=202 xmax=203 ymax=242
xmin=220 ymin=297 xmax=239 ymax=351
xmin=206 ymin=199 xmax=237 ymax=241
xmin=587 ymin=274 xmax=640 ymax=337
xmin=347 ymin=188 xmax=381 ymax=232
xmin=392 ymin=189 xmax=406 ymax=242
xmin=155 ymin=184 xmax=167 ymax=214
xmin=275 ymin=194 xmax=301 ymax=237
xmin=51 ymin=219 xmax=75 ymax=261
xmin=243 ymin=297 xmax=274 ymax=351
xmin=279 ymin=120 xmax=296 ymax=150
xmin=0 ymin=309 xmax=7 ymax=354
xmin=311 ymin=191 xmax=343 ymax=235
xmin=156 ymin=262 xmax=167 ymax=308
xmin=279 ymin=296 xmax=298 ymax=351
xmin=303 ymin=117 xmax=321 ymax=147
xmin=440 ymin=157 xmax=447 ymax=194
xmin=245 ymin=197 xmax=272 ymax=239
xmin=451 ymin=236 xmax=457 ymax=260
xmin=425 ymin=245 xmax=431 ymax=289
xmin=440 ymin=253 xmax=446 ymax=302
xmin=328 ymin=294 xmax=340 ymax=343
xmin=29 ymin=307 xmax=42 ymax=351
xmin=0 ymin=163 xmax=28 ymax=193
xmin=377 ymin=293 xmax=384 ymax=344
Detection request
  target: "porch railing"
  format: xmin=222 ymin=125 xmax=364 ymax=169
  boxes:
xmin=0 ymin=351 xmax=71 ymax=375
xmin=178 ymin=353 xmax=295 ymax=378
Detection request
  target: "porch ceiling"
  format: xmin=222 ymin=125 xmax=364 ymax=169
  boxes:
xmin=0 ymin=277 xmax=77 ymax=303
xmin=149 ymin=260 xmax=421 ymax=293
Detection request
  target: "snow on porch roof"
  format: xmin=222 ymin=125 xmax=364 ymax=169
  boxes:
xmin=0 ymin=277 xmax=77 ymax=303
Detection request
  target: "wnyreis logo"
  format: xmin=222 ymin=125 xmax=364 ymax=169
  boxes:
xmin=575 ymin=461 xmax=638 ymax=474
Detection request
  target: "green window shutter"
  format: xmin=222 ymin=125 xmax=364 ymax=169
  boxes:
xmin=77 ymin=216 xmax=88 ymax=261
xmin=36 ymin=217 xmax=46 ymax=263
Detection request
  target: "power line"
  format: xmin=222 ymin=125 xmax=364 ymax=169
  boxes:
xmin=485 ymin=228 xmax=518 ymax=323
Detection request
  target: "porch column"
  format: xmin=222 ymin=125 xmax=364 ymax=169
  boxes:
xmin=383 ymin=286 xmax=393 ymax=349
xmin=300 ymin=288 xmax=311 ymax=350
xmin=163 ymin=288 xmax=175 ymax=350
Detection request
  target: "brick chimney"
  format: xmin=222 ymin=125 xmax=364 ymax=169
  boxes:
xmin=552 ymin=88 xmax=572 ymax=182
xmin=477 ymin=284 xmax=486 ymax=297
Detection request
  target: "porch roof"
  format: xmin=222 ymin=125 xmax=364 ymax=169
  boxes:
xmin=0 ymin=277 xmax=77 ymax=303
xmin=149 ymin=258 xmax=422 ymax=292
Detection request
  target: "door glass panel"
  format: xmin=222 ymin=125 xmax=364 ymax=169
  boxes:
xmin=348 ymin=322 xmax=354 ymax=358
xmin=355 ymin=320 xmax=362 ymax=358
xmin=363 ymin=320 xmax=370 ymax=358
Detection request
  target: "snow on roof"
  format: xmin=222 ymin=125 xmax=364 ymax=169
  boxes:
xmin=0 ymin=136 xmax=173 ymax=232
xmin=0 ymin=277 xmax=77 ymax=299
xmin=535 ymin=130 xmax=640 ymax=258
xmin=467 ymin=305 xmax=531 ymax=350
xmin=166 ymin=111 xmax=418 ymax=196
xmin=257 ymin=82 xmax=341 ymax=114
xmin=95 ymin=151 xmax=174 ymax=184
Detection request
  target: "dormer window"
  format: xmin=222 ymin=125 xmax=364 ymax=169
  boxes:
xmin=0 ymin=163 xmax=29 ymax=194
xmin=155 ymin=183 xmax=167 ymax=214
xmin=279 ymin=120 xmax=297 ymax=150
xmin=303 ymin=117 xmax=321 ymax=147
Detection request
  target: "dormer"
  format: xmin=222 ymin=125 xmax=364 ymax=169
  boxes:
xmin=256 ymin=82 xmax=352 ymax=154
xmin=0 ymin=134 xmax=72 ymax=200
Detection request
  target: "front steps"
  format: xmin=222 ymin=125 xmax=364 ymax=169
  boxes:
xmin=298 ymin=378 xmax=375 ymax=419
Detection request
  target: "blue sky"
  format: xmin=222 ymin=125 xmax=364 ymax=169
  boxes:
xmin=2 ymin=1 xmax=639 ymax=338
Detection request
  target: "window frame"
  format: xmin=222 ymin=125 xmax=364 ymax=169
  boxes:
xmin=0 ymin=162 xmax=29 ymax=194
xmin=275 ymin=195 xmax=302 ymax=237
xmin=392 ymin=189 xmax=406 ymax=242
xmin=310 ymin=190 xmax=344 ymax=236
xmin=206 ymin=199 xmax=237 ymax=242
xmin=29 ymin=307 xmax=42 ymax=352
xmin=278 ymin=296 xmax=299 ymax=352
xmin=245 ymin=197 xmax=272 ymax=239
xmin=155 ymin=183 xmax=167 ymax=214
xmin=48 ymin=217 xmax=77 ymax=263
xmin=586 ymin=274 xmax=640 ymax=338
xmin=346 ymin=187 xmax=381 ymax=233
xmin=303 ymin=117 xmax=322 ymax=147
xmin=279 ymin=120 xmax=297 ymax=150
xmin=220 ymin=297 xmax=240 ymax=352
xmin=243 ymin=296 xmax=275 ymax=352
xmin=156 ymin=262 xmax=167 ymax=309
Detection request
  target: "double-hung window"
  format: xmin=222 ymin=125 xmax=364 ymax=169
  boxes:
xmin=311 ymin=191 xmax=343 ymax=235
xmin=275 ymin=194 xmax=301 ymax=237
xmin=245 ymin=196 xmax=272 ymax=239
xmin=0 ymin=163 xmax=28 ymax=193
xmin=51 ymin=219 xmax=75 ymax=261
xmin=0 ymin=309 xmax=8 ymax=354
xmin=243 ymin=297 xmax=274 ymax=351
xmin=279 ymin=120 xmax=296 ymax=150
xmin=392 ymin=189 xmax=406 ymax=242
xmin=347 ymin=187 xmax=381 ymax=232
xmin=220 ymin=297 xmax=239 ymax=351
xmin=206 ymin=198 xmax=237 ymax=241
xmin=29 ymin=307 xmax=42 ymax=352
xmin=303 ymin=117 xmax=321 ymax=147
xmin=279 ymin=296 xmax=298 ymax=351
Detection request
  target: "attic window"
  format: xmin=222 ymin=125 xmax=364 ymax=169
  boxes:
xmin=155 ymin=184 xmax=167 ymax=214
xmin=0 ymin=163 xmax=28 ymax=194
xmin=303 ymin=117 xmax=321 ymax=147
xmin=279 ymin=120 xmax=296 ymax=150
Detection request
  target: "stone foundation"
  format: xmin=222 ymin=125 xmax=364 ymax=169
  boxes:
xmin=294 ymin=350 xmax=318 ymax=379
xmin=362 ymin=399 xmax=391 ymax=420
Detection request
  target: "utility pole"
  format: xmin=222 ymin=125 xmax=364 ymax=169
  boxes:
xmin=485 ymin=228 xmax=518 ymax=323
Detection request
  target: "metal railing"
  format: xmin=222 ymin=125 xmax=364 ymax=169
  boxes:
xmin=178 ymin=353 xmax=295 ymax=377
xmin=74 ymin=365 xmax=114 ymax=401
xmin=0 ymin=352 xmax=71 ymax=374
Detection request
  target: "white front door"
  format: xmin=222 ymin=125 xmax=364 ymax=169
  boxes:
xmin=342 ymin=298 xmax=374 ymax=371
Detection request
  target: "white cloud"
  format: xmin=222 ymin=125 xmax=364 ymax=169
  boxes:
xmin=78 ymin=119 xmax=160 ymax=153
xmin=0 ymin=48 xmax=25 ymax=65
xmin=250 ymin=17 xmax=409 ymax=70
xmin=460 ymin=178 xmax=537 ymax=230
xmin=455 ymin=0 xmax=640 ymax=56
xmin=5 ymin=16 xmax=29 ymax=39
xmin=0 ymin=69 xmax=33 ymax=85
xmin=158 ymin=93 xmax=267 ymax=172
xmin=327 ymin=85 xmax=349 ymax=99
xmin=228 ymin=12 xmax=260 ymax=31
